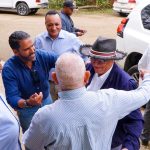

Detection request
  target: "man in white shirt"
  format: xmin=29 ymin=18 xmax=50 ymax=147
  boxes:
xmin=0 ymin=93 xmax=21 ymax=150
xmin=23 ymin=53 xmax=150 ymax=150
xmin=139 ymin=46 xmax=150 ymax=146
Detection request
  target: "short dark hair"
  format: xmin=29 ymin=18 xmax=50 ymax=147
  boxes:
xmin=9 ymin=31 xmax=30 ymax=50
xmin=45 ymin=10 xmax=60 ymax=18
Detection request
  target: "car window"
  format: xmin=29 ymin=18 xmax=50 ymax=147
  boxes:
xmin=141 ymin=4 xmax=150 ymax=30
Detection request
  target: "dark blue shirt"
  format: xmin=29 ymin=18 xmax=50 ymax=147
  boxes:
xmin=2 ymin=50 xmax=57 ymax=109
xmin=60 ymin=11 xmax=79 ymax=35
xmin=86 ymin=63 xmax=143 ymax=150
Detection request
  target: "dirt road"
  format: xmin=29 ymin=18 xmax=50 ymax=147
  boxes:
xmin=0 ymin=10 xmax=123 ymax=61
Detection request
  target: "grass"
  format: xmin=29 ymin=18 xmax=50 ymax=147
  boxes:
xmin=76 ymin=8 xmax=113 ymax=15
xmin=39 ymin=8 xmax=113 ymax=15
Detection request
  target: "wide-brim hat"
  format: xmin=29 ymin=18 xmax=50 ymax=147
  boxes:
xmin=80 ymin=36 xmax=127 ymax=60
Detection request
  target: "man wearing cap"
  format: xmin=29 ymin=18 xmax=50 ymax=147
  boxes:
xmin=2 ymin=31 xmax=57 ymax=133
xmin=60 ymin=1 xmax=86 ymax=36
xmin=80 ymin=37 xmax=143 ymax=150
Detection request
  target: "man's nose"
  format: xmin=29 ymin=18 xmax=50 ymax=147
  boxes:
xmin=30 ymin=45 xmax=35 ymax=53
xmin=51 ymin=25 xmax=57 ymax=30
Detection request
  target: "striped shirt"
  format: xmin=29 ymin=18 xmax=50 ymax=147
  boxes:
xmin=23 ymin=74 xmax=150 ymax=150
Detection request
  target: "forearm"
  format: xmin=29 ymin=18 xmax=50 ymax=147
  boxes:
xmin=122 ymin=112 xmax=143 ymax=150
xmin=122 ymin=136 xmax=140 ymax=150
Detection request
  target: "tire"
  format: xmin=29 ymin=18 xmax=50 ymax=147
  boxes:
xmin=30 ymin=8 xmax=38 ymax=15
xmin=127 ymin=65 xmax=147 ymax=108
xmin=119 ymin=12 xmax=128 ymax=17
xmin=127 ymin=65 xmax=139 ymax=82
xmin=16 ymin=3 xmax=30 ymax=16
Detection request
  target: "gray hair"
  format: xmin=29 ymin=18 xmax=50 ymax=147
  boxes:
xmin=55 ymin=53 xmax=85 ymax=90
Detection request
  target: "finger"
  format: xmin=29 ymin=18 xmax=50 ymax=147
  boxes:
xmin=30 ymin=93 xmax=38 ymax=98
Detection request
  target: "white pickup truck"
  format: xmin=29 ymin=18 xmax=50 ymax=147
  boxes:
xmin=0 ymin=0 xmax=48 ymax=16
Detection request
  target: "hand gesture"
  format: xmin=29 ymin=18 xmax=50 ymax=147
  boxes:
xmin=27 ymin=92 xmax=43 ymax=106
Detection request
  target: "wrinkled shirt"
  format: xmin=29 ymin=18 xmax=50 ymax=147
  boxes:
xmin=0 ymin=94 xmax=21 ymax=150
xmin=2 ymin=50 xmax=57 ymax=109
xmin=23 ymin=74 xmax=150 ymax=150
xmin=34 ymin=30 xmax=82 ymax=55
xmin=34 ymin=30 xmax=83 ymax=80
xmin=60 ymin=11 xmax=78 ymax=34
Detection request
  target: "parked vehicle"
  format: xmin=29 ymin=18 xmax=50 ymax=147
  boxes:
xmin=0 ymin=0 xmax=48 ymax=16
xmin=113 ymin=0 xmax=139 ymax=16
xmin=116 ymin=0 xmax=150 ymax=81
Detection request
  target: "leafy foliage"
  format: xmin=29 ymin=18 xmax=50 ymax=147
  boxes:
xmin=48 ymin=0 xmax=112 ymax=9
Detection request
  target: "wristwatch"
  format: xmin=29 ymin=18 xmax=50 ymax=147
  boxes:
xmin=23 ymin=100 xmax=31 ymax=108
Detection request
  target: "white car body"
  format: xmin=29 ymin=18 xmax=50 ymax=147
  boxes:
xmin=0 ymin=0 xmax=48 ymax=15
xmin=116 ymin=0 xmax=150 ymax=80
xmin=113 ymin=0 xmax=142 ymax=15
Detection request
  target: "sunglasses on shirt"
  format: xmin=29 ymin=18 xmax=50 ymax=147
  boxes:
xmin=30 ymin=69 xmax=40 ymax=85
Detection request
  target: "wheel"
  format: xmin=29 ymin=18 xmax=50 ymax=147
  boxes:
xmin=16 ymin=3 xmax=30 ymax=16
xmin=119 ymin=12 xmax=128 ymax=17
xmin=127 ymin=65 xmax=139 ymax=82
xmin=30 ymin=8 xmax=38 ymax=15
xmin=127 ymin=65 xmax=147 ymax=108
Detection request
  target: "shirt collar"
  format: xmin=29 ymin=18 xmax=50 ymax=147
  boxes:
xmin=58 ymin=87 xmax=86 ymax=100
xmin=45 ymin=30 xmax=65 ymax=40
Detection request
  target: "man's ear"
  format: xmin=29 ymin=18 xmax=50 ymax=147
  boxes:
xmin=51 ymin=72 xmax=59 ymax=85
xmin=12 ymin=49 xmax=19 ymax=56
xmin=84 ymin=71 xmax=90 ymax=85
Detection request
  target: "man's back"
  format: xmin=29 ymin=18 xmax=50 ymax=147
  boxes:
xmin=24 ymin=86 xmax=147 ymax=150
xmin=23 ymin=53 xmax=150 ymax=150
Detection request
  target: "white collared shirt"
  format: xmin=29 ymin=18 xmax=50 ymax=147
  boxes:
xmin=23 ymin=74 xmax=150 ymax=150
xmin=87 ymin=65 xmax=113 ymax=91
xmin=0 ymin=93 xmax=21 ymax=150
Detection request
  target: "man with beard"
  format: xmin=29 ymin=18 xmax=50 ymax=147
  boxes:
xmin=2 ymin=31 xmax=57 ymax=133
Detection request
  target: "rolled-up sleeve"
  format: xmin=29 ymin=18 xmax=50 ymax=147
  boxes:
xmin=99 ymin=74 xmax=150 ymax=119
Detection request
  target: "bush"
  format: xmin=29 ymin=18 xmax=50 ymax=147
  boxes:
xmin=48 ymin=0 xmax=112 ymax=9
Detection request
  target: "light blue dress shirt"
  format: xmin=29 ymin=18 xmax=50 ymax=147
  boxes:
xmin=23 ymin=74 xmax=150 ymax=150
xmin=34 ymin=29 xmax=82 ymax=55
xmin=0 ymin=94 xmax=21 ymax=150
xmin=34 ymin=29 xmax=83 ymax=80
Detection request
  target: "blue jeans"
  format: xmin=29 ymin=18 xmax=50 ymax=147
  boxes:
xmin=18 ymin=95 xmax=52 ymax=133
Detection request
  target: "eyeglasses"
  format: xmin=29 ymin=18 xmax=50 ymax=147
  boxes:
xmin=90 ymin=57 xmax=109 ymax=63
xmin=30 ymin=69 xmax=40 ymax=85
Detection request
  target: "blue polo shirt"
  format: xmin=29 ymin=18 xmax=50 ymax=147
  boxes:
xmin=2 ymin=50 xmax=57 ymax=109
